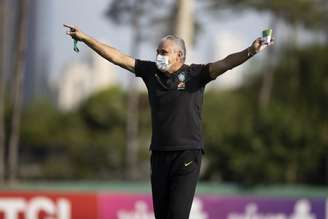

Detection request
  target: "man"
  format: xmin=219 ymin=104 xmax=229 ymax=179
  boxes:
xmin=64 ymin=24 xmax=273 ymax=219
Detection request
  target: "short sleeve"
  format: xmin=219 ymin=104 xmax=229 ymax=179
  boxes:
xmin=190 ymin=63 xmax=216 ymax=86
xmin=134 ymin=59 xmax=154 ymax=78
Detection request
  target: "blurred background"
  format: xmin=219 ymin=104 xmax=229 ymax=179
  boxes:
xmin=0 ymin=0 xmax=328 ymax=197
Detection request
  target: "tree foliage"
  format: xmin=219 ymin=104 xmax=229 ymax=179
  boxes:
xmin=203 ymin=44 xmax=328 ymax=185
xmin=207 ymin=0 xmax=328 ymax=29
xmin=20 ymin=88 xmax=128 ymax=179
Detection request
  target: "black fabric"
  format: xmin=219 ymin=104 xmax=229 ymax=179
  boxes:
xmin=135 ymin=59 xmax=214 ymax=151
xmin=150 ymin=149 xmax=202 ymax=219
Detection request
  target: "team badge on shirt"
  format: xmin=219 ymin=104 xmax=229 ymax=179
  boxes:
xmin=177 ymin=72 xmax=186 ymax=90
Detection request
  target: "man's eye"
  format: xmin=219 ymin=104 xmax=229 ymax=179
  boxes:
xmin=157 ymin=50 xmax=167 ymax=55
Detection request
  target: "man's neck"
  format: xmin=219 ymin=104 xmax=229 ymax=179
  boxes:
xmin=166 ymin=63 xmax=184 ymax=75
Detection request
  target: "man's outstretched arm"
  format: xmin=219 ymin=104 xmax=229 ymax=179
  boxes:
xmin=208 ymin=37 xmax=274 ymax=79
xmin=64 ymin=24 xmax=135 ymax=73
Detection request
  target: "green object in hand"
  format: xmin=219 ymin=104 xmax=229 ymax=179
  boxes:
xmin=262 ymin=29 xmax=272 ymax=37
xmin=262 ymin=29 xmax=272 ymax=44
xmin=73 ymin=39 xmax=79 ymax=52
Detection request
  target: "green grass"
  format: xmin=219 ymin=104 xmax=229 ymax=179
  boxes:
xmin=1 ymin=181 xmax=327 ymax=197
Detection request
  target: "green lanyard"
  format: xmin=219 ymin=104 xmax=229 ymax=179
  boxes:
xmin=73 ymin=39 xmax=79 ymax=52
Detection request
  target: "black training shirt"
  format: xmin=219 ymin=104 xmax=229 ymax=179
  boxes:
xmin=135 ymin=59 xmax=215 ymax=151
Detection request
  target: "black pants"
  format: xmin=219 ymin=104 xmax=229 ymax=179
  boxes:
xmin=150 ymin=149 xmax=202 ymax=219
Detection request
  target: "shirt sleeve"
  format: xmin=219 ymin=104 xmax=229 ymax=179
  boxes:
xmin=190 ymin=63 xmax=216 ymax=86
xmin=134 ymin=59 xmax=153 ymax=78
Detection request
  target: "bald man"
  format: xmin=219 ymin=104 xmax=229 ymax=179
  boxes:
xmin=64 ymin=24 xmax=273 ymax=219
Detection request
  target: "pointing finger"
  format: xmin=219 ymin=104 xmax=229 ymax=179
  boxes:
xmin=63 ymin=24 xmax=73 ymax=28
xmin=63 ymin=24 xmax=76 ymax=31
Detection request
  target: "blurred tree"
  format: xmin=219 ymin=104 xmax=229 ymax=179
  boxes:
xmin=8 ymin=0 xmax=29 ymax=184
xmin=320 ymin=0 xmax=328 ymax=41
xmin=206 ymin=0 xmax=328 ymax=108
xmin=174 ymin=0 xmax=194 ymax=50
xmin=201 ymin=0 xmax=328 ymax=185
xmin=203 ymin=45 xmax=328 ymax=185
xmin=20 ymin=87 xmax=128 ymax=179
xmin=80 ymin=87 xmax=126 ymax=131
xmin=20 ymin=100 xmax=62 ymax=178
xmin=0 ymin=0 xmax=6 ymax=183
xmin=106 ymin=0 xmax=145 ymax=179
xmin=62 ymin=87 xmax=126 ymax=179
xmin=207 ymin=0 xmax=326 ymax=29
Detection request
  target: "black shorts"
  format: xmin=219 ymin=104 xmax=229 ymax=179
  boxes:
xmin=150 ymin=149 xmax=202 ymax=219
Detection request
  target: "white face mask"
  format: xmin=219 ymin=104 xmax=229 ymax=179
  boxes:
xmin=156 ymin=54 xmax=171 ymax=72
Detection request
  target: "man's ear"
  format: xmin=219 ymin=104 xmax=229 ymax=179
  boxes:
xmin=177 ymin=51 xmax=183 ymax=62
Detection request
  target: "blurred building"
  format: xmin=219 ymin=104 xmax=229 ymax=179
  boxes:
xmin=54 ymin=52 xmax=118 ymax=111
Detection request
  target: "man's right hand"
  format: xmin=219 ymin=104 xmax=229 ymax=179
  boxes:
xmin=63 ymin=24 xmax=87 ymax=42
xmin=63 ymin=23 xmax=135 ymax=73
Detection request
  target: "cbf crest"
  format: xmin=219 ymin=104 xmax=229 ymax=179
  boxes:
xmin=177 ymin=71 xmax=186 ymax=90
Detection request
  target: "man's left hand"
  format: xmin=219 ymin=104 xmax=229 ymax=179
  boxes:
xmin=249 ymin=37 xmax=275 ymax=55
